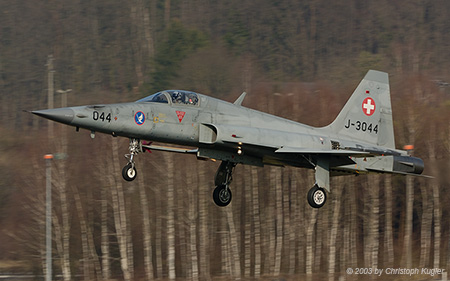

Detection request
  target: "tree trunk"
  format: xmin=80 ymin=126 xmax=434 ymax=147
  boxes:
xmin=403 ymin=175 xmax=414 ymax=268
xmin=328 ymin=183 xmax=342 ymax=280
xmin=274 ymin=168 xmax=283 ymax=275
xmin=138 ymin=158 xmax=154 ymax=280
xmin=370 ymin=176 xmax=380 ymax=276
xmin=251 ymin=167 xmax=261 ymax=278
xmin=130 ymin=0 xmax=144 ymax=86
xmin=221 ymin=215 xmax=231 ymax=275
xmin=155 ymin=187 xmax=163 ymax=278
xmin=428 ymin=123 xmax=441 ymax=269
xmin=187 ymin=169 xmax=199 ymax=281
xmin=109 ymin=138 xmax=132 ymax=281
xmin=306 ymin=208 xmax=318 ymax=276
xmin=384 ymin=175 xmax=394 ymax=267
xmin=167 ymin=153 xmax=176 ymax=280
xmin=314 ymin=209 xmax=325 ymax=273
xmin=243 ymin=166 xmax=251 ymax=277
xmin=402 ymin=100 xmax=416 ymax=268
xmin=349 ymin=177 xmax=358 ymax=269
xmin=225 ymin=205 xmax=241 ymax=278
xmin=288 ymin=169 xmax=297 ymax=275
xmin=198 ymin=162 xmax=211 ymax=280
xmin=72 ymin=184 xmax=101 ymax=280
xmin=266 ymin=168 xmax=276 ymax=274
xmin=101 ymin=178 xmax=111 ymax=280
xmin=433 ymin=181 xmax=441 ymax=269
xmin=164 ymin=0 xmax=171 ymax=28
xmin=419 ymin=180 xmax=432 ymax=268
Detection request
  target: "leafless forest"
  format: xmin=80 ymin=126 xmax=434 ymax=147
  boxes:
xmin=1 ymin=0 xmax=450 ymax=280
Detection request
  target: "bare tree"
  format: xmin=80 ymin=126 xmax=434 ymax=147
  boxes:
xmin=137 ymin=157 xmax=154 ymax=280
xmin=198 ymin=161 xmax=211 ymax=280
xmin=101 ymin=176 xmax=111 ymax=280
xmin=306 ymin=208 xmax=318 ymax=277
xmin=402 ymin=100 xmax=417 ymax=268
xmin=71 ymin=184 xmax=101 ymax=280
xmin=328 ymin=182 xmax=342 ymax=280
xmin=384 ymin=175 xmax=394 ymax=267
xmin=428 ymin=123 xmax=441 ymax=269
xmin=164 ymin=0 xmax=171 ymax=28
xmin=224 ymin=203 xmax=241 ymax=278
xmin=109 ymin=138 xmax=133 ymax=281
xmin=166 ymin=153 xmax=176 ymax=280
xmin=286 ymin=169 xmax=296 ymax=274
xmin=368 ymin=175 xmax=380 ymax=276
xmin=251 ymin=167 xmax=262 ymax=277
xmin=419 ymin=178 xmax=432 ymax=268
xmin=186 ymin=167 xmax=199 ymax=281
xmin=243 ymin=166 xmax=251 ymax=277
xmin=274 ymin=168 xmax=283 ymax=275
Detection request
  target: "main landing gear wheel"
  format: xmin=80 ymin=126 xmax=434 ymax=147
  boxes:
xmin=213 ymin=185 xmax=232 ymax=207
xmin=307 ymin=185 xmax=327 ymax=208
xmin=122 ymin=163 xmax=137 ymax=181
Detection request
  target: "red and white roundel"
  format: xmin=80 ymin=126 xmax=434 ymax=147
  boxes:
xmin=362 ymin=97 xmax=376 ymax=116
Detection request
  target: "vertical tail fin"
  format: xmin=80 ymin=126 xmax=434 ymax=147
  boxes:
xmin=327 ymin=70 xmax=395 ymax=149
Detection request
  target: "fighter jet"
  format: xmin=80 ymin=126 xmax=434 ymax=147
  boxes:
xmin=32 ymin=70 xmax=424 ymax=208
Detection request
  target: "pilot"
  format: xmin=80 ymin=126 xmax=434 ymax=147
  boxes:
xmin=187 ymin=94 xmax=198 ymax=105
xmin=173 ymin=92 xmax=183 ymax=104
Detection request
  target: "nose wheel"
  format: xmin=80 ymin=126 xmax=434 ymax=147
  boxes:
xmin=122 ymin=163 xmax=137 ymax=181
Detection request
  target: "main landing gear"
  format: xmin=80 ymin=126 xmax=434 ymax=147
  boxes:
xmin=213 ymin=161 xmax=236 ymax=207
xmin=307 ymin=184 xmax=327 ymax=208
xmin=122 ymin=138 xmax=142 ymax=182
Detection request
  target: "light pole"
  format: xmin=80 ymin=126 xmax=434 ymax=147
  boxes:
xmin=56 ymin=89 xmax=72 ymax=108
xmin=46 ymin=55 xmax=55 ymax=139
xmin=44 ymin=154 xmax=53 ymax=281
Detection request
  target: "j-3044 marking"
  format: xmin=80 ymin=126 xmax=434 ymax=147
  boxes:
xmin=344 ymin=119 xmax=378 ymax=133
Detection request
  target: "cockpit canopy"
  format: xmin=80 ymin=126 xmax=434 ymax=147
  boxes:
xmin=136 ymin=90 xmax=199 ymax=106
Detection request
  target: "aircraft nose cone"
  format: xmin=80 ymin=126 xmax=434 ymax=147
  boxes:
xmin=32 ymin=108 xmax=75 ymax=124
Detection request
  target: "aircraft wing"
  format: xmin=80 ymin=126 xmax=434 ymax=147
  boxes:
xmin=142 ymin=144 xmax=198 ymax=154
xmin=365 ymin=168 xmax=434 ymax=178
xmin=275 ymin=146 xmax=369 ymax=156
xmin=275 ymin=146 xmax=401 ymax=157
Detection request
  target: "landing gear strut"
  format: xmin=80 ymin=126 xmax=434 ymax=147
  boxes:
xmin=213 ymin=161 xmax=236 ymax=207
xmin=122 ymin=138 xmax=142 ymax=181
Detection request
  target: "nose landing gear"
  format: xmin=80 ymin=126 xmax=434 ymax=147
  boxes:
xmin=122 ymin=138 xmax=142 ymax=182
xmin=122 ymin=163 xmax=137 ymax=181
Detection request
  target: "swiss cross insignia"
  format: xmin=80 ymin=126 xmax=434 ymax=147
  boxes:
xmin=362 ymin=97 xmax=376 ymax=116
